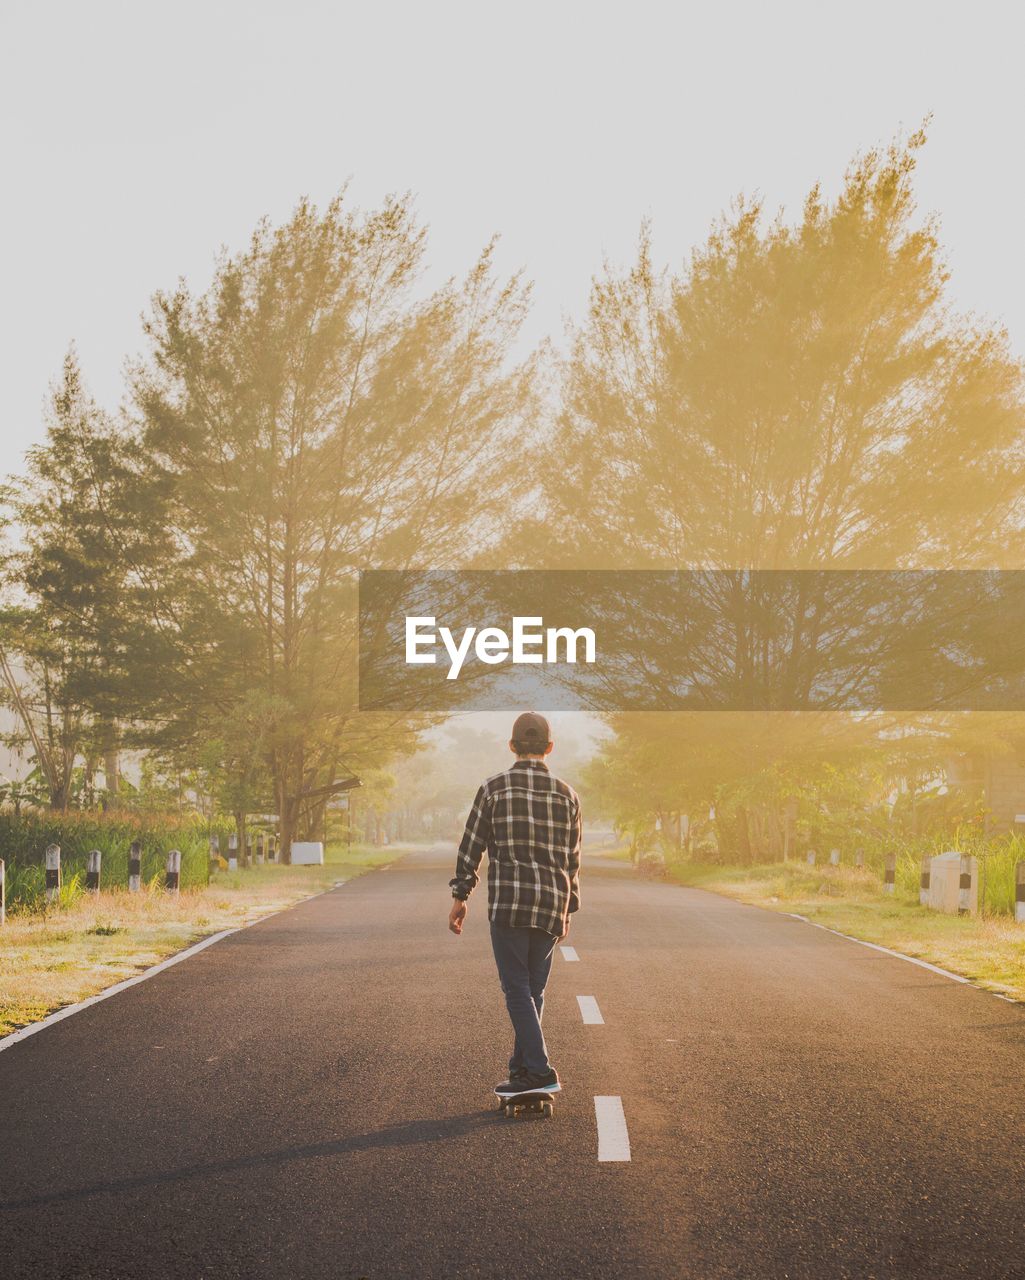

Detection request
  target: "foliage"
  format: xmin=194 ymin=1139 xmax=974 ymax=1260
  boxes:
xmin=542 ymin=128 xmax=1025 ymax=860
xmin=0 ymin=810 xmax=233 ymax=912
xmin=122 ymin=192 xmax=535 ymax=849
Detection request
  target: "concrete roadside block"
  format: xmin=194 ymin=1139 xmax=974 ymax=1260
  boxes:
xmin=128 ymin=840 xmax=142 ymax=893
xmin=45 ymin=844 xmax=61 ymax=904
xmin=228 ymin=832 xmax=238 ymax=872
xmin=928 ymin=851 xmax=962 ymax=913
xmin=1016 ymin=862 xmax=1025 ymax=924
xmin=86 ymin=849 xmax=102 ymax=893
xmin=807 ymin=849 xmax=816 ymax=866
xmin=256 ymin=833 xmax=265 ymax=865
xmin=830 ymin=848 xmax=840 ymax=866
xmin=884 ymin=852 xmax=896 ymax=894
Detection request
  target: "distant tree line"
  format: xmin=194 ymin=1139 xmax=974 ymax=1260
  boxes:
xmin=3 ymin=128 xmax=1025 ymax=859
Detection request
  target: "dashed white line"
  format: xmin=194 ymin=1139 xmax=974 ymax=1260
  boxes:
xmin=595 ymin=1096 xmax=631 ymax=1161
xmin=577 ymin=995 xmax=604 ymax=1024
xmin=560 ymin=945 xmax=579 ymax=961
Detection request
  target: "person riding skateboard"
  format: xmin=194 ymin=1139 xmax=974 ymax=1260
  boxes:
xmin=448 ymin=711 xmax=582 ymax=1095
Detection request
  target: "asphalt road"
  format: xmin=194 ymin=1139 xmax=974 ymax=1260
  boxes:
xmin=4 ymin=845 xmax=1025 ymax=1280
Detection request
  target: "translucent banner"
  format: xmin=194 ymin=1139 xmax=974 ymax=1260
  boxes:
xmin=357 ymin=570 xmax=1025 ymax=712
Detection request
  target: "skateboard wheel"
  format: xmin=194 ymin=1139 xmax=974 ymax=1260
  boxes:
xmin=542 ymin=1102 xmax=553 ymax=1117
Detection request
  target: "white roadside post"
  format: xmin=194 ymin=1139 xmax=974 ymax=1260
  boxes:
xmin=165 ymin=849 xmax=181 ymax=895
xmin=830 ymin=848 xmax=840 ymax=866
xmin=128 ymin=840 xmax=142 ymax=892
xmin=267 ymin=834 xmax=277 ymax=863
xmin=45 ymin=844 xmax=61 ymax=905
xmin=208 ymin=833 xmax=219 ymax=877
xmin=86 ymin=849 xmax=102 ymax=894
xmin=256 ymin=833 xmax=265 ymax=865
xmin=855 ymin=848 xmax=864 ymax=868
xmin=958 ymin=854 xmax=977 ymax=916
xmin=919 ymin=854 xmax=931 ymax=906
xmin=806 ymin=849 xmax=816 ymax=866
xmin=0 ymin=858 xmax=5 ymax=926
xmin=1016 ymin=862 xmax=1025 ymax=924
xmin=884 ymin=852 xmax=896 ymax=894
xmin=927 ymin=851 xmax=962 ymax=912
xmin=227 ymin=832 xmax=238 ymax=872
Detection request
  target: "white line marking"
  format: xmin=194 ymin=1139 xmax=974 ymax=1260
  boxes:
xmin=595 ymin=1095 xmax=631 ymax=1161
xmin=793 ymin=917 xmax=971 ymax=984
xmin=0 ymin=880 xmax=352 ymax=1056
xmin=0 ymin=929 xmax=238 ymax=1056
xmin=577 ymin=995 xmax=604 ymax=1024
xmin=560 ymin=945 xmax=579 ymax=961
xmin=810 ymin=921 xmax=971 ymax=983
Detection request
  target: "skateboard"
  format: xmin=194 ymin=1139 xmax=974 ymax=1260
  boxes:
xmin=495 ymin=1084 xmax=561 ymax=1118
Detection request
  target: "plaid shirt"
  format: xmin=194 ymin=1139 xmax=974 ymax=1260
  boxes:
xmin=450 ymin=759 xmax=582 ymax=935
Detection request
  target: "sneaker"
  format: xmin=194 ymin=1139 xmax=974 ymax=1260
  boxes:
xmin=503 ymin=1067 xmax=560 ymax=1094
xmin=496 ymin=1066 xmax=528 ymax=1092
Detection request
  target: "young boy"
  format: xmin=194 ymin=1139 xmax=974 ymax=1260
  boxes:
xmin=447 ymin=712 xmax=582 ymax=1092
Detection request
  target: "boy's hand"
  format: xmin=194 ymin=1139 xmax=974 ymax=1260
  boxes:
xmin=560 ymin=917 xmax=571 ymax=940
xmin=449 ymin=899 xmax=467 ymax=934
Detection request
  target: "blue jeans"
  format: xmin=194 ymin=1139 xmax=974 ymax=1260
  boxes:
xmin=490 ymin=921 xmax=559 ymax=1076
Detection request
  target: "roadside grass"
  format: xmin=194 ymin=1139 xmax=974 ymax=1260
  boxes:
xmin=0 ymin=843 xmax=397 ymax=1036
xmin=666 ymin=859 xmax=1025 ymax=1001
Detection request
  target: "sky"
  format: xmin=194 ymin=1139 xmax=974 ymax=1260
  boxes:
xmin=2 ymin=0 xmax=1024 ymax=480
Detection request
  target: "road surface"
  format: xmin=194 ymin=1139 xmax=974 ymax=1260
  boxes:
xmin=3 ymin=845 xmax=1025 ymax=1279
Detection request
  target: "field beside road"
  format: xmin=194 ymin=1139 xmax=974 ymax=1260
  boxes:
xmin=665 ymin=858 xmax=1025 ymax=1000
xmin=0 ymin=844 xmax=395 ymax=1036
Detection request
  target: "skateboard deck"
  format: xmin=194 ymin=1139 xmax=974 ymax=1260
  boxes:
xmin=495 ymin=1084 xmax=561 ymax=1118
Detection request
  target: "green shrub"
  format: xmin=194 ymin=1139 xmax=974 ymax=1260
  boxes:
xmin=0 ymin=811 xmax=235 ymax=912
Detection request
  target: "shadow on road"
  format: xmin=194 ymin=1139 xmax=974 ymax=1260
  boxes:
xmin=0 ymin=1111 xmax=497 ymax=1211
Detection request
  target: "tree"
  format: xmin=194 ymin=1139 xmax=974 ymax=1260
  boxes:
xmin=0 ymin=349 xmax=134 ymax=809
xmin=129 ymin=192 xmax=536 ymax=854
xmin=536 ymin=128 xmax=1025 ymax=852
xmin=539 ymin=127 xmax=1025 ymax=571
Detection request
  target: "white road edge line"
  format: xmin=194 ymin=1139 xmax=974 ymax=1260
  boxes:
xmin=595 ymin=1095 xmax=631 ymax=1162
xmin=0 ymin=929 xmax=238 ymax=1056
xmin=577 ymin=995 xmax=604 ymax=1024
xmin=786 ymin=912 xmax=970 ymax=984
xmin=560 ymin=945 xmax=580 ymax=961
xmin=0 ymin=880 xmax=350 ymax=1056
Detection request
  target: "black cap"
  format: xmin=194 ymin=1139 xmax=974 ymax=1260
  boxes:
xmin=511 ymin=711 xmax=551 ymax=752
